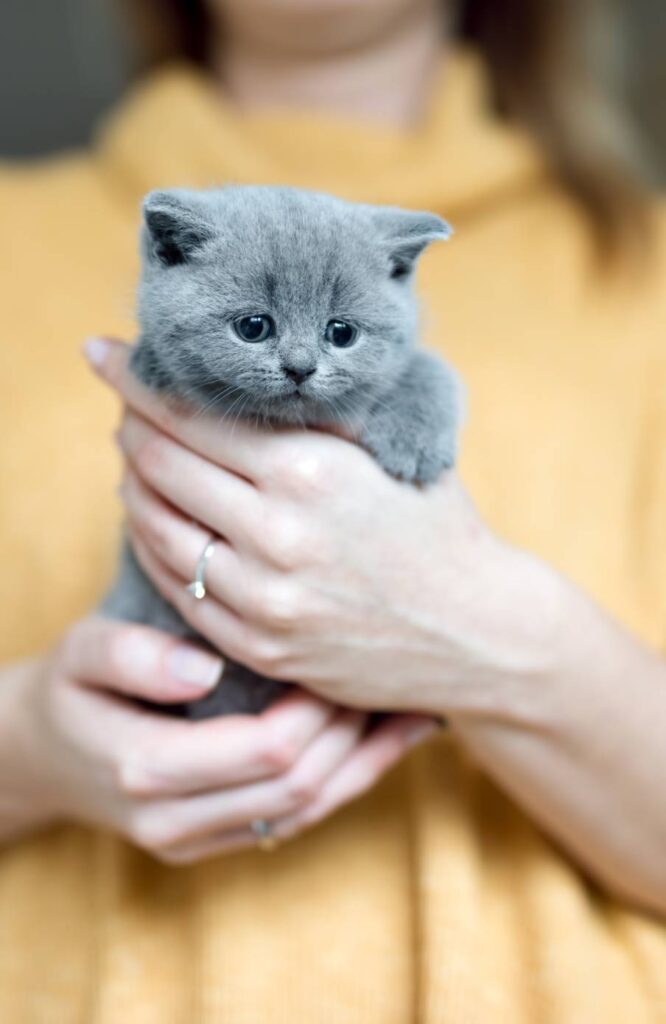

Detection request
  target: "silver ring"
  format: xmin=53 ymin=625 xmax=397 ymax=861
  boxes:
xmin=185 ymin=538 xmax=216 ymax=600
xmin=250 ymin=818 xmax=278 ymax=852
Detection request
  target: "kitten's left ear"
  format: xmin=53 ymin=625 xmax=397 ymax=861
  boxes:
xmin=142 ymin=189 xmax=213 ymax=267
xmin=373 ymin=208 xmax=453 ymax=279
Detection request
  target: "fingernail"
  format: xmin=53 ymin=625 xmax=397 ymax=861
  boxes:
xmin=167 ymin=646 xmax=223 ymax=691
xmin=406 ymin=720 xmax=438 ymax=748
xmin=83 ymin=336 xmax=109 ymax=369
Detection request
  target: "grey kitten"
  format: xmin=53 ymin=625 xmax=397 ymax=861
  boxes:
xmin=102 ymin=185 xmax=462 ymax=718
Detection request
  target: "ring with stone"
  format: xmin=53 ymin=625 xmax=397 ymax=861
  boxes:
xmin=250 ymin=818 xmax=278 ymax=851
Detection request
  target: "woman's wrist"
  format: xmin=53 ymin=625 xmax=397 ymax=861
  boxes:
xmin=0 ymin=658 xmax=58 ymax=842
xmin=423 ymin=536 xmax=573 ymax=725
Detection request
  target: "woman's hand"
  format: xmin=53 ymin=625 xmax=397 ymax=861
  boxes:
xmin=84 ymin=337 xmax=666 ymax=912
xmin=87 ymin=336 xmax=560 ymax=719
xmin=0 ymin=616 xmax=435 ymax=862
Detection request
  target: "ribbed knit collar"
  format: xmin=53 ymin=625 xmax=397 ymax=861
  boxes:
xmin=95 ymin=48 xmax=544 ymax=222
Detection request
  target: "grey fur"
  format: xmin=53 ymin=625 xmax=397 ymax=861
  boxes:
xmin=102 ymin=185 xmax=462 ymax=717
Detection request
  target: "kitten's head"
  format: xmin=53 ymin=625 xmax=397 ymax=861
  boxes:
xmin=135 ymin=186 xmax=451 ymax=423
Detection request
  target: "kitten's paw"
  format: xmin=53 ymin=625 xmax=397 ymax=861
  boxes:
xmin=363 ymin=424 xmax=456 ymax=485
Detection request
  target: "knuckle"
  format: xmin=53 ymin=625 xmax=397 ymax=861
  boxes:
xmin=141 ymin=508 xmax=175 ymax=563
xmin=260 ymin=736 xmax=300 ymax=775
xmin=130 ymin=811 xmax=180 ymax=853
xmin=254 ymin=582 xmax=302 ymax=629
xmin=261 ymin=516 xmax=305 ymax=571
xmin=116 ymin=755 xmax=161 ymax=798
xmin=105 ymin=626 xmax=145 ymax=680
xmin=284 ymin=773 xmax=319 ymax=807
xmin=288 ymin=453 xmax=332 ymax=497
xmin=116 ymin=757 xmax=142 ymax=797
xmin=270 ymin=445 xmax=334 ymax=497
xmin=251 ymin=638 xmax=291 ymax=678
xmin=135 ymin=434 xmax=170 ymax=479
xmin=152 ymin=401 xmax=178 ymax=437
xmin=105 ymin=630 xmax=130 ymax=678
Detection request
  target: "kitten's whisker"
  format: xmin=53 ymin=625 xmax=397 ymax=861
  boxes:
xmin=192 ymin=383 xmax=246 ymax=418
xmin=327 ymin=395 xmax=361 ymax=438
xmin=223 ymin=390 xmax=253 ymax=436
xmin=228 ymin=394 xmax=255 ymax=440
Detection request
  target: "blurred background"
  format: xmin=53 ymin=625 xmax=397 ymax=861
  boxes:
xmin=0 ymin=0 xmax=665 ymax=181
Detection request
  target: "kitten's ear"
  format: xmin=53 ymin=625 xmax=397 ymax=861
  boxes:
xmin=142 ymin=190 xmax=212 ymax=267
xmin=373 ymin=208 xmax=453 ymax=280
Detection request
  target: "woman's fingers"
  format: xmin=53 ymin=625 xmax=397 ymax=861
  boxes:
xmin=117 ymin=411 xmax=266 ymax=556
xmin=129 ymin=532 xmax=289 ymax=681
xmin=86 ymin=336 xmax=366 ymax=497
xmin=275 ymin=714 xmax=438 ymax=839
xmin=122 ymin=468 xmax=259 ymax=621
xmin=152 ymin=709 xmax=366 ymax=849
xmin=147 ymin=712 xmax=432 ymax=864
xmin=85 ymin=336 xmax=274 ymax=482
xmin=60 ymin=615 xmax=223 ymax=704
xmin=121 ymin=689 xmax=336 ymax=796
xmin=153 ymin=826 xmax=258 ymax=864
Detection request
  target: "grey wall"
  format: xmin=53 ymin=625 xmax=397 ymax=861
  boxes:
xmin=0 ymin=0 xmax=130 ymax=157
xmin=624 ymin=0 xmax=666 ymax=178
xmin=1 ymin=0 xmax=664 ymax=181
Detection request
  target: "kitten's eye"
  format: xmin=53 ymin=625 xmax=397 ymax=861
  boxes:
xmin=233 ymin=315 xmax=275 ymax=343
xmin=324 ymin=320 xmax=357 ymax=348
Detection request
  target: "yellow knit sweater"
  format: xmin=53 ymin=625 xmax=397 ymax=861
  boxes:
xmin=1 ymin=51 xmax=666 ymax=1023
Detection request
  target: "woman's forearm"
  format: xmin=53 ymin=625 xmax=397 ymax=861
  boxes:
xmin=447 ymin=575 xmax=666 ymax=915
xmin=86 ymin=342 xmax=666 ymax=909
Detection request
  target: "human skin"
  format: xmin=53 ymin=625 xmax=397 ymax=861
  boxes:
xmin=0 ymin=0 xmax=447 ymax=866
xmin=1 ymin=0 xmax=665 ymax=910
xmin=0 ymin=629 xmax=435 ymax=861
xmin=93 ymin=338 xmax=666 ymax=915
xmin=209 ymin=0 xmax=447 ymax=129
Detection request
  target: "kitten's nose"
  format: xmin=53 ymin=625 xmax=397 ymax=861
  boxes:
xmin=283 ymin=365 xmax=316 ymax=385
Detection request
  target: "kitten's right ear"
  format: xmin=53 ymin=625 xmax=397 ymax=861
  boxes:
xmin=142 ymin=190 xmax=212 ymax=267
xmin=371 ymin=207 xmax=453 ymax=280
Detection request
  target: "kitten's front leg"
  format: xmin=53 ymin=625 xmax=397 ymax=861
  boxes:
xmin=360 ymin=351 xmax=462 ymax=484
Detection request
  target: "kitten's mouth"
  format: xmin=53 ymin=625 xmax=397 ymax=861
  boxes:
xmin=284 ymin=383 xmax=310 ymax=400
xmin=277 ymin=385 xmax=322 ymax=412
